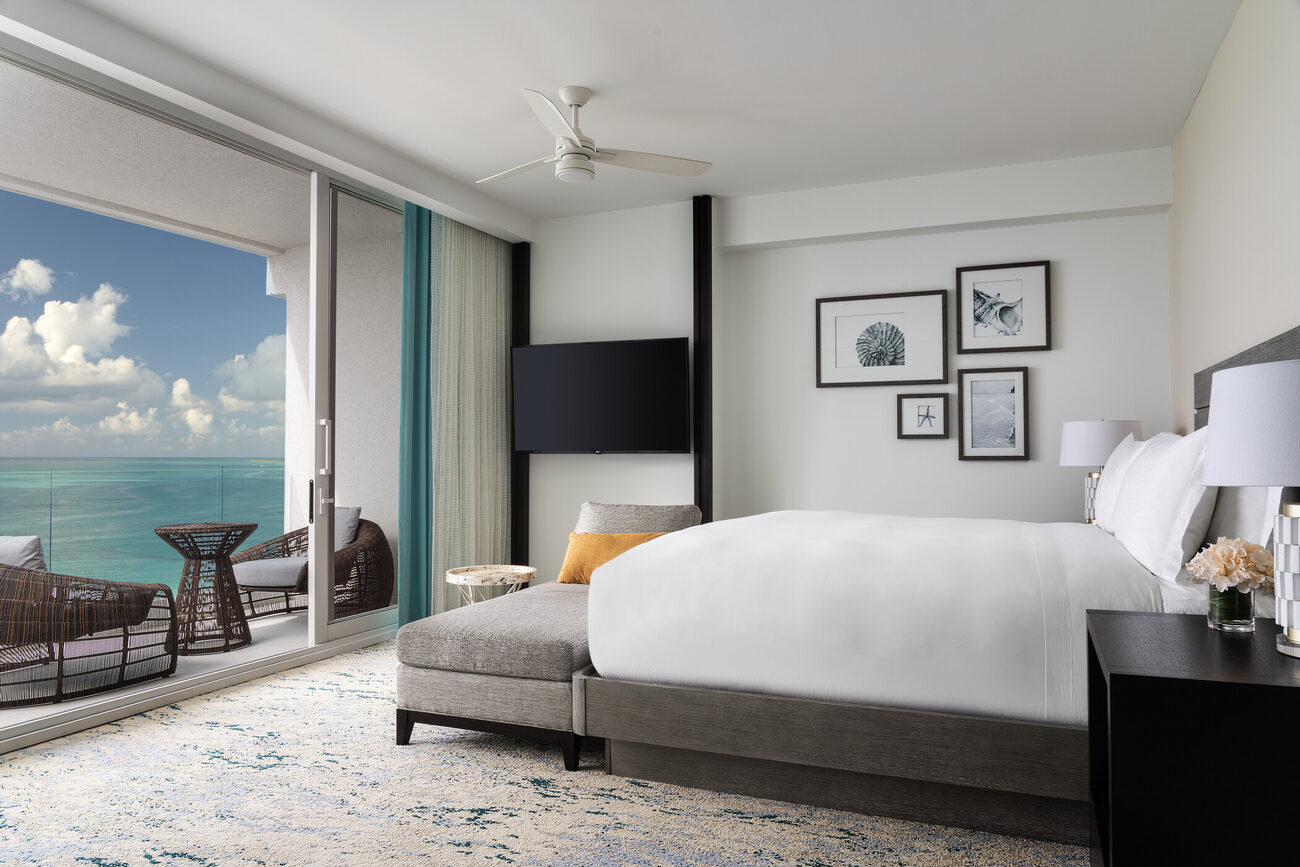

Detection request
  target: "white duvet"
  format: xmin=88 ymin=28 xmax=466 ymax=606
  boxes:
xmin=589 ymin=510 xmax=1200 ymax=725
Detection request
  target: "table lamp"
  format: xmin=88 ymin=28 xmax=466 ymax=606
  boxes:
xmin=1203 ymin=359 xmax=1300 ymax=657
xmin=1059 ymin=420 xmax=1143 ymax=522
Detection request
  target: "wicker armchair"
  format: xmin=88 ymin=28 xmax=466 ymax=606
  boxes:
xmin=0 ymin=565 xmax=177 ymax=708
xmin=231 ymin=519 xmax=394 ymax=620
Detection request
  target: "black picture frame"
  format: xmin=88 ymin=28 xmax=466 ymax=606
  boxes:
xmin=958 ymin=367 xmax=1029 ymax=460
xmin=815 ymin=290 xmax=948 ymax=387
xmin=896 ymin=393 xmax=949 ymax=439
xmin=955 ymin=261 xmax=1050 ymax=354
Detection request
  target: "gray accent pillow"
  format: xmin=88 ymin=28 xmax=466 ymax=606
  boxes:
xmin=0 ymin=535 xmax=47 ymax=571
xmin=335 ymin=506 xmax=362 ymax=551
xmin=573 ymin=501 xmax=702 ymax=534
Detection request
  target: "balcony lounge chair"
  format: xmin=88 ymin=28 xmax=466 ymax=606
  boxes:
xmin=230 ymin=519 xmax=394 ymax=620
xmin=0 ymin=562 xmax=177 ymax=708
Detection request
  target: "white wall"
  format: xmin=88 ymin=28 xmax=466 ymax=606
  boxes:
xmin=529 ymin=201 xmax=695 ymax=581
xmin=714 ymin=213 xmax=1171 ymax=523
xmin=1169 ymin=0 xmax=1300 ymax=429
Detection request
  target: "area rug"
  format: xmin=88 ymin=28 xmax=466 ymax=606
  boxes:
xmin=0 ymin=642 xmax=1087 ymax=866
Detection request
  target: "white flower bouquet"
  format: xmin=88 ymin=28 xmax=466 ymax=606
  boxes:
xmin=1185 ymin=537 xmax=1275 ymax=594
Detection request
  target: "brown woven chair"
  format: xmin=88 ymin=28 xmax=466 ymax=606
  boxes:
xmin=0 ymin=565 xmax=177 ymax=708
xmin=231 ymin=519 xmax=394 ymax=620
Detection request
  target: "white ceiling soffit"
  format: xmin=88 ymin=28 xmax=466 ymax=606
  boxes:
xmin=4 ymin=0 xmax=1239 ymax=225
xmin=0 ymin=58 xmax=309 ymax=255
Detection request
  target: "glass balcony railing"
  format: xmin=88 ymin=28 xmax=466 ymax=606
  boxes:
xmin=0 ymin=458 xmax=285 ymax=592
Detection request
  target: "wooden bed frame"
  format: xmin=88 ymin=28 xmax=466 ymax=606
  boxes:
xmin=578 ymin=324 xmax=1300 ymax=846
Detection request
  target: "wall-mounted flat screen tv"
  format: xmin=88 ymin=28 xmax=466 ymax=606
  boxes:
xmin=512 ymin=337 xmax=690 ymax=453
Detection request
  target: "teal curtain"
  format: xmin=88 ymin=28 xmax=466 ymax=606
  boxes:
xmin=398 ymin=203 xmax=433 ymax=625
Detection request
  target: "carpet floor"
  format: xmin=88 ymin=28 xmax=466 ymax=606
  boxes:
xmin=0 ymin=642 xmax=1088 ymax=866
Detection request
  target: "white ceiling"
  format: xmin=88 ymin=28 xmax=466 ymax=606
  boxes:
xmin=13 ymin=0 xmax=1241 ymax=225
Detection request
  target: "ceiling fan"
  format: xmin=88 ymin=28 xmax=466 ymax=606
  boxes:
xmin=477 ymin=86 xmax=711 ymax=185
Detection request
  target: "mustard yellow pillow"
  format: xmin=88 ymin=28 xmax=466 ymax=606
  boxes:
xmin=556 ymin=532 xmax=665 ymax=584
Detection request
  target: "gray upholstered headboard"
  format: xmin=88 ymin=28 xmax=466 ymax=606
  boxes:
xmin=1193 ymin=325 xmax=1300 ymax=431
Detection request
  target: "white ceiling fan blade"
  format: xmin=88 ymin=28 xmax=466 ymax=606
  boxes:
xmin=592 ymin=148 xmax=711 ymax=177
xmin=476 ymin=155 xmax=557 ymax=184
xmin=521 ymin=89 xmax=581 ymax=148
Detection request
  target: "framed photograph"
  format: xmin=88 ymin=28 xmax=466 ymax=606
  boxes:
xmin=815 ymin=290 xmax=947 ymax=387
xmin=897 ymin=393 xmax=949 ymax=439
xmin=955 ymin=261 xmax=1050 ymax=354
xmin=958 ymin=367 xmax=1029 ymax=460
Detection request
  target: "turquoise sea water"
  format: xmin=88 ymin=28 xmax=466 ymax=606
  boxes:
xmin=0 ymin=458 xmax=284 ymax=591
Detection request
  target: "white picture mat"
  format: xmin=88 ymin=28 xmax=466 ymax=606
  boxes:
xmin=899 ymin=396 xmax=946 ymax=435
xmin=959 ymin=265 xmax=1048 ymax=349
xmin=962 ymin=370 xmax=1026 ymax=457
xmin=818 ymin=293 xmax=945 ymax=384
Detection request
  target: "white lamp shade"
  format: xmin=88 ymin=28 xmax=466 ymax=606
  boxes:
xmin=1058 ymin=420 xmax=1143 ymax=466
xmin=1204 ymin=359 xmax=1300 ymax=486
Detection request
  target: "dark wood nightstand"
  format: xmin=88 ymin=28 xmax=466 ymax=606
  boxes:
xmin=1086 ymin=610 xmax=1300 ymax=866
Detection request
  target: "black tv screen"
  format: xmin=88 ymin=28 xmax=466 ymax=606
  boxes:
xmin=512 ymin=337 xmax=690 ymax=453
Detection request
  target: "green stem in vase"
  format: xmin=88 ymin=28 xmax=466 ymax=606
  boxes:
xmin=1209 ymin=587 xmax=1253 ymax=621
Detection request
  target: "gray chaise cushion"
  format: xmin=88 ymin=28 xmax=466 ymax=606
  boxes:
xmin=396 ymin=583 xmax=589 ymax=682
xmin=574 ymin=501 xmax=702 ymax=534
xmin=233 ymin=556 xmax=308 ymax=590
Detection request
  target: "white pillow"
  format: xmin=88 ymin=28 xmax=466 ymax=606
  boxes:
xmin=1094 ymin=434 xmax=1146 ymax=533
xmin=0 ymin=535 xmax=47 ymax=571
xmin=1110 ymin=428 xmax=1219 ymax=582
xmin=334 ymin=506 xmax=362 ymax=551
xmin=1203 ymin=485 xmax=1283 ymax=547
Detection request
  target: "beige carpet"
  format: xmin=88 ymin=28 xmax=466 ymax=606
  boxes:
xmin=0 ymin=642 xmax=1088 ymax=866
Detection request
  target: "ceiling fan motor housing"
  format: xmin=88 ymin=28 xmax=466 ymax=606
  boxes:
xmin=554 ymin=136 xmax=595 ymax=183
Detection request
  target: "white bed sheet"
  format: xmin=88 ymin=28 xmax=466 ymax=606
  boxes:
xmin=589 ymin=510 xmax=1198 ymax=725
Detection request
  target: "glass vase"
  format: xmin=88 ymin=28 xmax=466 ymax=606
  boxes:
xmin=1208 ymin=587 xmax=1255 ymax=633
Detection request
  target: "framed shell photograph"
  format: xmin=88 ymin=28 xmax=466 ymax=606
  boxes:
xmin=897 ymin=393 xmax=949 ymax=439
xmin=958 ymin=367 xmax=1029 ymax=460
xmin=815 ymin=290 xmax=948 ymax=387
xmin=955 ymin=261 xmax=1050 ymax=354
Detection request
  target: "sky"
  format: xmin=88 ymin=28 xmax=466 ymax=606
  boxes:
xmin=0 ymin=189 xmax=286 ymax=458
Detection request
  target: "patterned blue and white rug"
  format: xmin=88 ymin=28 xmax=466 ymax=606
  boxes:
xmin=0 ymin=643 xmax=1087 ymax=866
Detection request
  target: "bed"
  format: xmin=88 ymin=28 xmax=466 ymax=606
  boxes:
xmin=576 ymin=325 xmax=1300 ymax=844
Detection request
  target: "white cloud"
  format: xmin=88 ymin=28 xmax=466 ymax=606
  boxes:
xmin=34 ymin=284 xmax=130 ymax=361
xmin=0 ymin=258 xmax=55 ymax=300
xmin=216 ymin=334 xmax=285 ymax=415
xmin=170 ymin=377 xmax=214 ymax=436
xmin=0 ymin=284 xmax=163 ymax=412
xmin=98 ymin=402 xmax=160 ymax=436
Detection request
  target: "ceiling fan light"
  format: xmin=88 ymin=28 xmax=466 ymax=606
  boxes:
xmin=555 ymin=153 xmax=594 ymax=183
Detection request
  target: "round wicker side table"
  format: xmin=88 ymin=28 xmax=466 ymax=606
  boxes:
xmin=445 ymin=565 xmax=536 ymax=606
xmin=155 ymin=522 xmax=257 ymax=655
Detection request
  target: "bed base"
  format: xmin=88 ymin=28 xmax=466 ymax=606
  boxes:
xmin=579 ymin=673 xmax=1089 ymax=845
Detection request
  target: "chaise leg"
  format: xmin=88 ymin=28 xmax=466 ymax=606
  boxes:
xmin=561 ymin=733 xmax=581 ymax=771
xmin=396 ymin=708 xmax=414 ymax=746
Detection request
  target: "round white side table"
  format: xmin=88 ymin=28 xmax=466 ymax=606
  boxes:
xmin=445 ymin=564 xmax=536 ymax=605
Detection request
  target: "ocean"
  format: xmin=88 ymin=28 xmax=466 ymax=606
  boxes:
xmin=0 ymin=457 xmax=285 ymax=591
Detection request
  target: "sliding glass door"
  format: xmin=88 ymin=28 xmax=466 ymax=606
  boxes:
xmin=307 ymin=173 xmax=401 ymax=642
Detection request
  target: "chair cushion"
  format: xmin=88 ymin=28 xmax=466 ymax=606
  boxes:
xmin=233 ymin=556 xmax=308 ymax=590
xmin=396 ymin=583 xmax=590 ymax=681
xmin=0 ymin=536 xmax=46 ymax=571
xmin=574 ymin=502 xmax=702 ymax=534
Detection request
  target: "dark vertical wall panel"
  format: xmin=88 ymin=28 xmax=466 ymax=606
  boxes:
xmin=510 ymin=241 xmax=530 ymax=563
xmin=693 ymin=195 xmax=713 ymax=522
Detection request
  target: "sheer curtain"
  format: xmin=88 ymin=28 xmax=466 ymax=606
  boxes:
xmin=427 ymin=212 xmax=513 ymax=615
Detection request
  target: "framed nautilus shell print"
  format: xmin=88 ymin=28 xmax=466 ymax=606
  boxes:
xmin=955 ymin=261 xmax=1050 ymax=354
xmin=815 ymin=290 xmax=947 ymax=387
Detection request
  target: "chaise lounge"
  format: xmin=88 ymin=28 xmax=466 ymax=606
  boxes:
xmin=0 ymin=536 xmax=177 ymax=708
